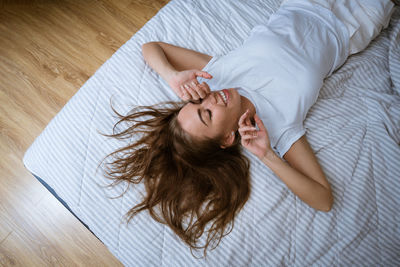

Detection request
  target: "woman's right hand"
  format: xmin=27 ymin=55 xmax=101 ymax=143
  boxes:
xmin=168 ymin=70 xmax=213 ymax=101
xmin=238 ymin=111 xmax=273 ymax=160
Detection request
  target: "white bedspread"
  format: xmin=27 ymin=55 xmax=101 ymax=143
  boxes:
xmin=23 ymin=0 xmax=400 ymax=266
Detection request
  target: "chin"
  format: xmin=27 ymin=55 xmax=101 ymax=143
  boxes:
xmin=229 ymin=88 xmax=240 ymax=104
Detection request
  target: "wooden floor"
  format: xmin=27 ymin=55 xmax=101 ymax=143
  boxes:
xmin=0 ymin=0 xmax=168 ymax=265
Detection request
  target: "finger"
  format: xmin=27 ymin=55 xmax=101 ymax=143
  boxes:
xmin=238 ymin=126 xmax=257 ymax=133
xmin=241 ymin=133 xmax=258 ymax=141
xmin=182 ymin=84 xmax=191 ymax=100
xmin=179 ymin=85 xmax=185 ymax=97
xmin=197 ymin=88 xmax=206 ymax=99
xmin=186 ymin=84 xmax=200 ymax=100
xmin=238 ymin=111 xmax=248 ymax=127
xmin=254 ymin=114 xmax=267 ymax=131
xmin=201 ymin=82 xmax=211 ymax=95
xmin=244 ymin=112 xmax=253 ymax=127
xmin=238 ymin=110 xmax=250 ymax=127
xmin=182 ymin=93 xmax=190 ymax=101
xmin=182 ymin=84 xmax=190 ymax=95
xmin=196 ymin=71 xmax=213 ymax=79
xmin=245 ymin=116 xmax=252 ymax=127
xmin=189 ymin=83 xmax=202 ymax=100
xmin=239 ymin=131 xmax=258 ymax=140
xmin=238 ymin=126 xmax=257 ymax=136
xmin=198 ymin=83 xmax=211 ymax=98
xmin=189 ymin=80 xmax=205 ymax=98
xmin=194 ymin=83 xmax=206 ymax=98
xmin=180 ymin=85 xmax=189 ymax=100
xmin=241 ymin=139 xmax=250 ymax=146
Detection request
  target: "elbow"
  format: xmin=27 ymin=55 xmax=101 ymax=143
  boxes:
xmin=320 ymin=191 xmax=334 ymax=212
xmin=142 ymin=42 xmax=155 ymax=62
xmin=141 ymin=42 xmax=153 ymax=54
xmin=320 ymin=202 xmax=333 ymax=212
xmin=141 ymin=42 xmax=162 ymax=62
xmin=142 ymin=41 xmax=159 ymax=51
xmin=141 ymin=41 xmax=154 ymax=53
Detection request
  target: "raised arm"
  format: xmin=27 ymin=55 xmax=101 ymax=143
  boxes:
xmin=239 ymin=111 xmax=333 ymax=212
xmin=142 ymin=42 xmax=213 ymax=100
xmin=142 ymin=42 xmax=212 ymax=71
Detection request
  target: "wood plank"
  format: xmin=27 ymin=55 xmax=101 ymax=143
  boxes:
xmin=0 ymin=0 xmax=169 ymax=265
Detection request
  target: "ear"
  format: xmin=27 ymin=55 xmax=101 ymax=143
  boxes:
xmin=220 ymin=131 xmax=236 ymax=149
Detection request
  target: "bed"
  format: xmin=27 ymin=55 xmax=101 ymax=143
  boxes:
xmin=23 ymin=0 xmax=400 ymax=266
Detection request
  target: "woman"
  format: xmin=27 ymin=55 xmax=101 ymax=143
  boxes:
xmin=103 ymin=0 xmax=394 ymax=256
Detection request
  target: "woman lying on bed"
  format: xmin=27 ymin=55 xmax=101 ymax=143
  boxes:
xmin=103 ymin=0 xmax=394 ymax=256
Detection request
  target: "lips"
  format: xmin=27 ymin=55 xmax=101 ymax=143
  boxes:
xmin=223 ymin=89 xmax=229 ymax=104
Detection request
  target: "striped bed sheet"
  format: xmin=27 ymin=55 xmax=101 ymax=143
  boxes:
xmin=23 ymin=0 xmax=400 ymax=266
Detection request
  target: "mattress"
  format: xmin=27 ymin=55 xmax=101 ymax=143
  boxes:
xmin=23 ymin=0 xmax=400 ymax=266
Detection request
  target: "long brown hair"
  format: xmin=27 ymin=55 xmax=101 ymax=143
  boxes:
xmin=100 ymin=101 xmax=251 ymax=257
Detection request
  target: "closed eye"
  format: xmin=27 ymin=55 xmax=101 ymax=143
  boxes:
xmin=206 ymin=109 xmax=212 ymax=121
xmin=189 ymin=99 xmax=212 ymax=122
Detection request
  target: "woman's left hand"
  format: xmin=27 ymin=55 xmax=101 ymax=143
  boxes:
xmin=168 ymin=70 xmax=212 ymax=101
xmin=238 ymin=111 xmax=273 ymax=160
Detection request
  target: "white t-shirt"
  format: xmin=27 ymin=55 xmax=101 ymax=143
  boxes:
xmin=199 ymin=0 xmax=350 ymax=157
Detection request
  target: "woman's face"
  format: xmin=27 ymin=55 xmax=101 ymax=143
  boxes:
xmin=177 ymin=88 xmax=244 ymax=143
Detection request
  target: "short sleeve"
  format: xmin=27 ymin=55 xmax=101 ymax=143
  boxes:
xmin=274 ymin=125 xmax=306 ymax=158
xmin=201 ymin=55 xmax=221 ymax=72
xmin=197 ymin=55 xmax=224 ymax=89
